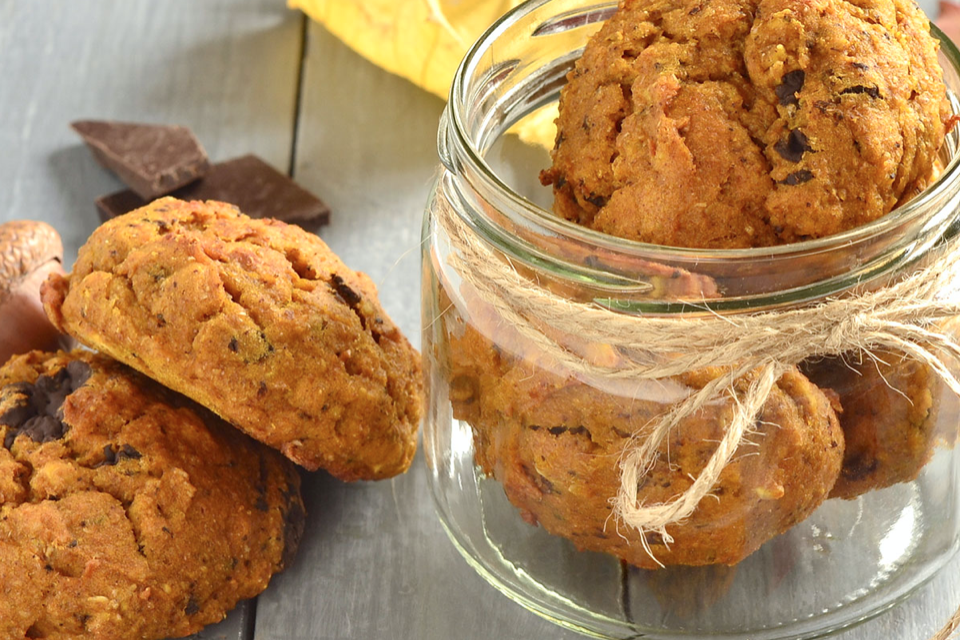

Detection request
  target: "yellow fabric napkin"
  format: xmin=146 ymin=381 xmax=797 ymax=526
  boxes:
xmin=288 ymin=0 xmax=556 ymax=146
xmin=288 ymin=0 xmax=522 ymax=99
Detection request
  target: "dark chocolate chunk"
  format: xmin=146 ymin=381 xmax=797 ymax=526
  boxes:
xmin=774 ymin=129 xmax=813 ymax=163
xmin=779 ymin=170 xmax=815 ymax=186
xmin=775 ymin=70 xmax=805 ymax=106
xmin=119 ymin=444 xmax=142 ymax=460
xmin=840 ymin=85 xmax=881 ymax=99
xmin=1 ymin=362 xmax=91 ymax=449
xmin=19 ymin=415 xmax=64 ymax=444
xmin=72 ymin=120 xmax=211 ymax=200
xmin=97 ymin=444 xmax=117 ymax=467
xmin=330 ymin=274 xmax=362 ymax=307
xmin=64 ymin=361 xmax=93 ymax=390
xmin=546 ymin=425 xmax=590 ymax=437
xmin=184 ymin=597 xmax=200 ymax=616
xmin=96 ymin=155 xmax=331 ymax=232
xmin=585 ymin=193 xmax=608 ymax=208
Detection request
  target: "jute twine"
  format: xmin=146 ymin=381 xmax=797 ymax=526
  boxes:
xmin=436 ymin=195 xmax=960 ymax=637
xmin=933 ymin=607 xmax=960 ymax=640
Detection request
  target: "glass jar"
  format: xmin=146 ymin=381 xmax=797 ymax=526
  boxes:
xmin=421 ymin=1 xmax=960 ymax=638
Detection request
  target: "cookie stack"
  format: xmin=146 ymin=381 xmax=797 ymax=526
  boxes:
xmin=0 ymin=198 xmax=422 ymax=638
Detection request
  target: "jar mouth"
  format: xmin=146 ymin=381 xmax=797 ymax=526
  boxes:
xmin=442 ymin=0 xmax=960 ymax=307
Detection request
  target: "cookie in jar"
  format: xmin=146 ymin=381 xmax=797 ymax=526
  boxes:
xmin=422 ymin=0 xmax=960 ymax=637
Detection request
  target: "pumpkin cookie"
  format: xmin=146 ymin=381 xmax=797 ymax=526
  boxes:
xmin=41 ymin=197 xmax=423 ymax=480
xmin=0 ymin=350 xmax=303 ymax=640
xmin=540 ymin=0 xmax=949 ymax=248
xmin=444 ymin=292 xmax=844 ymax=569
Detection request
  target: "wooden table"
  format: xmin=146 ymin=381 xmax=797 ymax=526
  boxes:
xmin=1 ymin=1 xmax=958 ymax=639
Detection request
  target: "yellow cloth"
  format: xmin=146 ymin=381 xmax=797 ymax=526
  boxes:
xmin=288 ymin=0 xmax=522 ymax=99
xmin=289 ymin=0 xmax=556 ymax=146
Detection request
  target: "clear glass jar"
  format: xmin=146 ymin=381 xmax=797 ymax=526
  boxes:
xmin=421 ymin=1 xmax=960 ymax=638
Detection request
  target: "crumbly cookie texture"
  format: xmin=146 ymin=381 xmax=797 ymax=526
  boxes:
xmin=540 ymin=0 xmax=949 ymax=248
xmin=445 ymin=293 xmax=844 ymax=569
xmin=0 ymin=350 xmax=303 ymax=640
xmin=41 ymin=197 xmax=422 ymax=480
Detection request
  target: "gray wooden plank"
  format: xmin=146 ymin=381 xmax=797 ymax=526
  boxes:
xmin=0 ymin=0 xmax=303 ymax=268
xmin=0 ymin=2 xmax=303 ymax=639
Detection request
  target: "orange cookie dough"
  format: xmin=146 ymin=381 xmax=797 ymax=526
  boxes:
xmin=0 ymin=350 xmax=303 ymax=639
xmin=41 ymin=197 xmax=423 ymax=480
xmin=540 ymin=0 xmax=949 ymax=248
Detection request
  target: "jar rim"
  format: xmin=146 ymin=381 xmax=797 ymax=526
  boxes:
xmin=444 ymin=0 xmax=960 ymax=266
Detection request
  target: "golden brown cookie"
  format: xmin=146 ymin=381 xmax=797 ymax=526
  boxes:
xmin=444 ymin=292 xmax=844 ymax=569
xmin=41 ymin=197 xmax=422 ymax=480
xmin=540 ymin=0 xmax=949 ymax=248
xmin=802 ymin=352 xmax=952 ymax=499
xmin=0 ymin=350 xmax=303 ymax=640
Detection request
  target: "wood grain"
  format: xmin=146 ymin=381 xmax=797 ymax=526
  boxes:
xmin=0 ymin=0 xmax=303 ymax=267
xmin=0 ymin=1 xmax=957 ymax=639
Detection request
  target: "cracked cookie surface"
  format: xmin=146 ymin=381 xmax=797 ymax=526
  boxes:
xmin=539 ymin=0 xmax=949 ymax=248
xmin=0 ymin=350 xmax=303 ymax=640
xmin=41 ymin=197 xmax=422 ymax=480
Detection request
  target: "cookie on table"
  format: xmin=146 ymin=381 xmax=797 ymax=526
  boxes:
xmin=0 ymin=350 xmax=303 ymax=640
xmin=41 ymin=197 xmax=422 ymax=480
xmin=539 ymin=0 xmax=948 ymax=248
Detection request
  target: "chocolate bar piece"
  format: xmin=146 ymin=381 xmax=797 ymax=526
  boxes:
xmin=72 ymin=120 xmax=211 ymax=199
xmin=96 ymin=155 xmax=331 ymax=231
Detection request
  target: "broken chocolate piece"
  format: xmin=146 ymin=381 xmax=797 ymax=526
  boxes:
xmin=1 ymin=361 xmax=92 ymax=448
xmin=774 ymin=129 xmax=812 ymax=163
xmin=775 ymin=70 xmax=805 ymax=106
xmin=96 ymin=155 xmax=331 ymax=232
xmin=779 ymin=170 xmax=815 ymax=186
xmin=72 ymin=120 xmax=211 ymax=200
xmin=184 ymin=597 xmax=200 ymax=616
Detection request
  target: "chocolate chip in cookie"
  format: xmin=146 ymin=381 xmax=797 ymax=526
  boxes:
xmin=0 ymin=350 xmax=304 ymax=640
xmin=1 ymin=360 xmax=91 ymax=448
